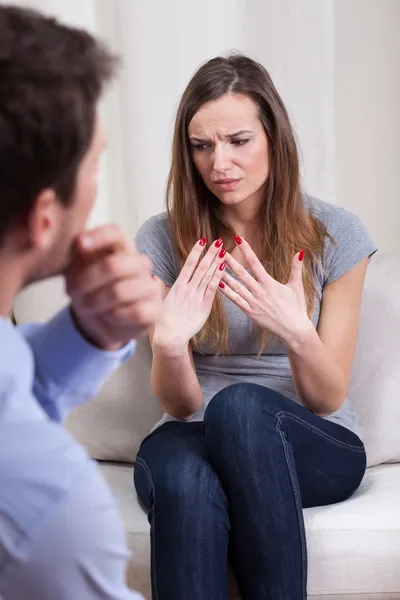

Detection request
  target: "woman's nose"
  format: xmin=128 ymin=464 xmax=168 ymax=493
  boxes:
xmin=213 ymin=144 xmax=231 ymax=173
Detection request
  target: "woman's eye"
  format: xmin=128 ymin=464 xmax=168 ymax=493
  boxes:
xmin=192 ymin=143 xmax=210 ymax=151
xmin=231 ymin=139 xmax=249 ymax=146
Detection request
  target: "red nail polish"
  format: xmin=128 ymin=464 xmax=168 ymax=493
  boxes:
xmin=215 ymin=238 xmax=223 ymax=248
xmin=218 ymin=248 xmax=226 ymax=259
xmin=219 ymin=281 xmax=225 ymax=289
xmin=234 ymin=235 xmax=242 ymax=245
xmin=199 ymin=238 xmax=206 ymax=247
xmin=298 ymin=249 xmax=305 ymax=262
xmin=219 ymin=263 xmax=225 ymax=271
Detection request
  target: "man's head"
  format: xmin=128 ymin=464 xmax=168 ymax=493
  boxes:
xmin=0 ymin=5 xmax=117 ymax=283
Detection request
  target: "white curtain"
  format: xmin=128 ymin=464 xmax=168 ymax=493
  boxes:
xmin=6 ymin=0 xmax=336 ymax=320
xmin=112 ymin=0 xmax=335 ymax=233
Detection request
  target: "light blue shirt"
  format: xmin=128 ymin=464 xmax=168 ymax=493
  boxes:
xmin=0 ymin=308 xmax=143 ymax=599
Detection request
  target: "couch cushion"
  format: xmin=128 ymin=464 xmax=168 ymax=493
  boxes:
xmin=100 ymin=462 xmax=400 ymax=599
xmin=348 ymin=253 xmax=400 ymax=466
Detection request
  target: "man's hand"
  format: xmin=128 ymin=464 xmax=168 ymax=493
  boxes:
xmin=65 ymin=225 xmax=163 ymax=351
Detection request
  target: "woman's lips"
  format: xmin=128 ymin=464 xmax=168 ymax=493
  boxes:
xmin=214 ymin=178 xmax=240 ymax=191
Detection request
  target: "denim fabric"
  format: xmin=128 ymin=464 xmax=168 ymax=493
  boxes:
xmin=134 ymin=383 xmax=366 ymax=600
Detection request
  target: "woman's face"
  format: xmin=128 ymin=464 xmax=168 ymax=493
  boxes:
xmin=188 ymin=94 xmax=270 ymax=209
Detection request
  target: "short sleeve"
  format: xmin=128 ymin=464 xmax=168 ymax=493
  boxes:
xmin=135 ymin=214 xmax=178 ymax=288
xmin=324 ymin=206 xmax=378 ymax=285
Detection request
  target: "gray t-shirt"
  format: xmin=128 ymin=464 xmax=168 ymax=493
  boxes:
xmin=136 ymin=195 xmax=377 ymax=439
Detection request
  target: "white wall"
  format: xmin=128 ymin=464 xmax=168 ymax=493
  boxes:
xmin=335 ymin=0 xmax=400 ymax=253
xmin=112 ymin=0 xmax=335 ymax=232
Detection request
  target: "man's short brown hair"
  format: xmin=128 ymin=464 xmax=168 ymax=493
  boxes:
xmin=0 ymin=5 xmax=118 ymax=243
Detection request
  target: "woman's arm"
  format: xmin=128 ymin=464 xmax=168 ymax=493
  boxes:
xmin=150 ymin=325 xmax=203 ymax=420
xmin=149 ymin=240 xmax=226 ymax=420
xmin=220 ymin=237 xmax=370 ymax=417
xmin=284 ymin=259 xmax=369 ymax=415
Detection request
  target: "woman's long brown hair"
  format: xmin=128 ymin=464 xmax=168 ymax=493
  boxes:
xmin=166 ymin=54 xmax=327 ymax=354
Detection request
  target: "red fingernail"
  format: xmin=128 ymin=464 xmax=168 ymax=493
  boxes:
xmin=218 ymin=248 xmax=226 ymax=259
xmin=234 ymin=235 xmax=242 ymax=245
xmin=219 ymin=281 xmax=225 ymax=289
xmin=215 ymin=238 xmax=223 ymax=248
xmin=298 ymin=249 xmax=305 ymax=262
xmin=199 ymin=238 xmax=207 ymax=247
xmin=151 ymin=274 xmax=156 ymax=280
xmin=219 ymin=263 xmax=225 ymax=271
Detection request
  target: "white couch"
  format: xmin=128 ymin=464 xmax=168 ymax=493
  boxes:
xmin=14 ymin=253 xmax=400 ymax=599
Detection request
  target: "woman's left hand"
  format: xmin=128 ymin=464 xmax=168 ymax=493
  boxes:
xmin=220 ymin=237 xmax=314 ymax=344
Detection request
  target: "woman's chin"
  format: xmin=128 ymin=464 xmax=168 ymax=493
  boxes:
xmin=215 ymin=191 xmax=247 ymax=206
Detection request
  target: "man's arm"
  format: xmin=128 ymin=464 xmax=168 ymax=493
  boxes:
xmin=19 ymin=306 xmax=135 ymax=422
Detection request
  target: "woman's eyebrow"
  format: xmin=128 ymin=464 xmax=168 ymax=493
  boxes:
xmin=189 ymin=136 xmax=208 ymax=143
xmin=189 ymin=130 xmax=254 ymax=142
xmin=225 ymin=129 xmax=253 ymax=138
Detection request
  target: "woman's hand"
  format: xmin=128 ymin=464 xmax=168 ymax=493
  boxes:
xmin=153 ymin=239 xmax=226 ymax=351
xmin=220 ymin=237 xmax=314 ymax=344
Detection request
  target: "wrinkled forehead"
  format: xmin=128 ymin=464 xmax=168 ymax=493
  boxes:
xmin=188 ymin=94 xmax=261 ymax=138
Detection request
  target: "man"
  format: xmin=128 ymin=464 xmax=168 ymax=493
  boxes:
xmin=0 ymin=6 xmax=162 ymax=599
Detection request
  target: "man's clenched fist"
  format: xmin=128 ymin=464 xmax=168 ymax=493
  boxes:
xmin=65 ymin=224 xmax=163 ymax=350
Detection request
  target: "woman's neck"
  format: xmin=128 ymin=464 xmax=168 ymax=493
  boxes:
xmin=221 ymin=193 xmax=263 ymax=246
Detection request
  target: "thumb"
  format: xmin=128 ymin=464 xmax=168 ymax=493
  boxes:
xmin=288 ymin=250 xmax=305 ymax=288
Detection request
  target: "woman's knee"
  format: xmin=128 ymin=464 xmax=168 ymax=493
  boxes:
xmin=205 ymin=383 xmax=286 ymax=433
xmin=135 ymin=450 xmax=224 ymax=517
xmin=134 ymin=456 xmax=155 ymax=511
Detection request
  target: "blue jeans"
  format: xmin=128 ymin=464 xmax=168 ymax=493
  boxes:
xmin=134 ymin=384 xmax=366 ymax=600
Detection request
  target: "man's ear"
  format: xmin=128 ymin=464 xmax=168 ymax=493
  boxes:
xmin=27 ymin=188 xmax=62 ymax=250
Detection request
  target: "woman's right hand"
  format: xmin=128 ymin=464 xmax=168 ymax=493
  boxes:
xmin=153 ymin=238 xmax=226 ymax=351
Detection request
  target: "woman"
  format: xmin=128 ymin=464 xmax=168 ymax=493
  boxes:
xmin=134 ymin=54 xmax=377 ymax=600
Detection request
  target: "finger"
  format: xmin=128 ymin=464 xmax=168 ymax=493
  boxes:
xmin=219 ymin=271 xmax=253 ymax=304
xmin=218 ymin=278 xmax=251 ymax=312
xmin=79 ymin=278 xmax=156 ymax=315
xmin=76 ymin=224 xmax=132 ymax=256
xmin=203 ymin=261 xmax=226 ymax=299
xmin=68 ymin=253 xmax=152 ymax=298
xmin=194 ymin=241 xmax=225 ymax=293
xmin=175 ymin=238 xmax=207 ymax=285
xmin=234 ymin=236 xmax=274 ymax=284
xmin=223 ymin=252 xmax=260 ymax=294
xmin=288 ymin=250 xmax=305 ymax=286
xmin=103 ymin=298 xmax=162 ymax=328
